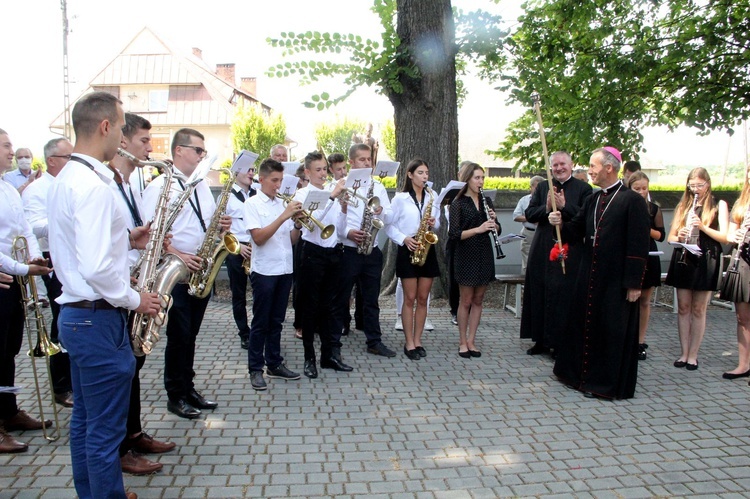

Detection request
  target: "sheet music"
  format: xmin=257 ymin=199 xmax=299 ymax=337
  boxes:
xmin=668 ymin=241 xmax=702 ymax=256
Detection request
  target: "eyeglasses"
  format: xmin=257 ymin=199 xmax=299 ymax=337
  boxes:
xmin=49 ymin=155 xmax=72 ymax=160
xmin=688 ymin=182 xmax=707 ymax=190
xmin=179 ymin=145 xmax=207 ymax=157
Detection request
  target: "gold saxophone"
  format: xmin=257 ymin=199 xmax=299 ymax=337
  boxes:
xmin=357 ymin=179 xmax=383 ymax=255
xmin=187 ymin=169 xmax=241 ymax=298
xmin=410 ymin=187 xmax=438 ymax=266
xmin=118 ymin=149 xmax=194 ymax=356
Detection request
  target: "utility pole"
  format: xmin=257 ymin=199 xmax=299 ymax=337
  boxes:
xmin=61 ymin=0 xmax=71 ymax=140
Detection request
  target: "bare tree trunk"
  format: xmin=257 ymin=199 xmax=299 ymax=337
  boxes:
xmin=381 ymin=0 xmax=459 ymax=298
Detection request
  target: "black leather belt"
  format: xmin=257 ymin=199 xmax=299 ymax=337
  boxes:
xmin=303 ymin=240 xmax=344 ymax=254
xmin=65 ymin=299 xmax=121 ymax=311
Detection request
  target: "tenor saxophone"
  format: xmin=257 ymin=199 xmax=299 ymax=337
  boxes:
xmin=410 ymin=187 xmax=438 ymax=267
xmin=187 ymin=169 xmax=241 ymax=298
xmin=118 ymin=149 xmax=191 ymax=356
xmin=357 ymin=179 xmax=384 ymax=255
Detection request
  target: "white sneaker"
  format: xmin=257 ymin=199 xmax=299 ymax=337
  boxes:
xmin=394 ymin=318 xmax=403 ymax=331
xmin=424 ymin=321 xmax=434 ymax=331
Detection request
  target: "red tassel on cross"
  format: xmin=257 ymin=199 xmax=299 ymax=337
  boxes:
xmin=549 ymin=243 xmax=569 ymax=262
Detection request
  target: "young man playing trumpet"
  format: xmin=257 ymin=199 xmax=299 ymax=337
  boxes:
xmin=294 ymin=152 xmax=348 ymax=378
xmin=244 ymin=158 xmax=304 ymax=390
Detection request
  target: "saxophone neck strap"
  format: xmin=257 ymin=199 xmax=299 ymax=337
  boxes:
xmin=177 ymin=177 xmax=206 ymax=233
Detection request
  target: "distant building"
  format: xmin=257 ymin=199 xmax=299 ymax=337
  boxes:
xmin=50 ymin=26 xmax=287 ymax=183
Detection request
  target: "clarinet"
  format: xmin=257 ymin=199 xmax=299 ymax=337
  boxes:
xmin=678 ymin=192 xmax=699 ymax=265
xmin=479 ymin=187 xmax=505 ymax=259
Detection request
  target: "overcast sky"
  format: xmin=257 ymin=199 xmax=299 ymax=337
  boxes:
xmin=2 ymin=0 xmax=745 ymax=169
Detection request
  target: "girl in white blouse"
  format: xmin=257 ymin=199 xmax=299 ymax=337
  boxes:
xmin=387 ymin=159 xmax=440 ymax=360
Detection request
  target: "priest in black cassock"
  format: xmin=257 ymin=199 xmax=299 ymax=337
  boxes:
xmin=520 ymin=151 xmax=593 ymax=355
xmin=549 ymin=147 xmax=650 ymax=400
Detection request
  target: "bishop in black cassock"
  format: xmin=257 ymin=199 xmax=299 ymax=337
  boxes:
xmin=520 ymin=151 xmax=593 ymax=354
xmin=549 ymin=147 xmax=650 ymax=400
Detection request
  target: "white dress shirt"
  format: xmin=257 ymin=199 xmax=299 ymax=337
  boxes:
xmin=387 ymin=190 xmax=441 ymax=246
xmin=141 ymin=173 xmax=216 ymax=255
xmin=3 ymin=168 xmax=31 ymax=190
xmin=293 ymin=184 xmax=341 ymax=248
xmin=226 ymin=183 xmax=255 ymax=244
xmin=108 ymin=169 xmax=145 ymax=267
xmin=513 ymin=193 xmax=536 ymax=230
xmin=21 ymin=172 xmax=54 ymax=251
xmin=244 ymin=190 xmax=295 ymax=276
xmin=336 ymin=181 xmax=392 ymax=249
xmin=47 ymin=154 xmax=140 ymax=309
xmin=0 ymin=179 xmax=41 ymax=276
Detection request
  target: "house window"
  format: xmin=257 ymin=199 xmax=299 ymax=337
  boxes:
xmin=149 ymin=89 xmax=168 ymax=112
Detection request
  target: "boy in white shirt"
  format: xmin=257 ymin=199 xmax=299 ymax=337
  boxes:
xmin=244 ymin=158 xmax=304 ymax=390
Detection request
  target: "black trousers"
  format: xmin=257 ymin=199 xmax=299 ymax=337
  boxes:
xmin=332 ymin=247 xmax=384 ymax=349
xmin=297 ymin=241 xmax=343 ymax=361
xmin=163 ymin=284 xmax=210 ymax=403
xmin=42 ymin=252 xmax=72 ymax=395
xmin=0 ymin=280 xmax=24 ymax=419
xmin=292 ymin=241 xmax=302 ymax=330
xmin=225 ymin=253 xmax=251 ymax=340
xmin=119 ymin=353 xmax=146 ymax=456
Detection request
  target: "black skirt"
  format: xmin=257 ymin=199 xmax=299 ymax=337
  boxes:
xmin=396 ymin=243 xmax=440 ymax=279
xmin=720 ymin=249 xmax=750 ymax=303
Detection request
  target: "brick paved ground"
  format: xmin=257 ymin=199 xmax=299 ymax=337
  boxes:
xmin=3 ymin=301 xmax=750 ymax=498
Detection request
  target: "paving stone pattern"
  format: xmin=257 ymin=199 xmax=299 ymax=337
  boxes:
xmin=2 ymin=303 xmax=750 ymax=498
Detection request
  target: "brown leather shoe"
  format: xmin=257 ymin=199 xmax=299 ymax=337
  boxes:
xmin=131 ymin=432 xmax=176 ymax=454
xmin=126 ymin=492 xmax=138 ymax=499
xmin=0 ymin=428 xmax=28 ymax=453
xmin=54 ymin=391 xmax=74 ymax=408
xmin=120 ymin=450 xmax=163 ymax=475
xmin=3 ymin=410 xmax=52 ymax=432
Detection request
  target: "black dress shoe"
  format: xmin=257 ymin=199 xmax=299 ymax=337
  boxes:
xmin=403 ymin=347 xmax=420 ymax=360
xmin=54 ymin=391 xmax=74 ymax=408
xmin=187 ymin=390 xmax=218 ymax=410
xmin=723 ymin=369 xmax=750 ymax=380
xmin=304 ymin=360 xmax=318 ymax=379
xmin=526 ymin=343 xmax=550 ymax=355
xmin=167 ymin=399 xmax=201 ymax=419
xmin=673 ymin=359 xmax=687 ymax=368
xmin=469 ymin=350 xmax=482 ymax=358
xmin=458 ymin=350 xmax=471 ymax=359
xmin=583 ymin=391 xmax=596 ymax=399
xmin=320 ymin=357 xmax=354 ymax=372
xmin=686 ymin=361 xmax=699 ymax=371
xmin=415 ymin=346 xmax=427 ymax=358
xmin=240 ymin=337 xmax=249 ymax=350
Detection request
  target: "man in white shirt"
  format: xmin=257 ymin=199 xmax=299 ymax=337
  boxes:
xmin=141 ymin=128 xmax=229 ymax=419
xmin=512 ymin=175 xmax=544 ymax=273
xmin=108 ymin=113 xmax=175 ymax=474
xmin=0 ymin=128 xmax=53 ymax=454
xmin=21 ymin=137 xmax=74 ymax=408
xmin=270 ymin=144 xmax=288 ymax=162
xmin=47 ymin=92 xmax=161 ymax=498
xmin=294 ymin=152 xmax=349 ymax=379
xmin=225 ymin=165 xmax=256 ymax=350
xmin=4 ymin=147 xmax=41 ymax=194
xmin=332 ymin=144 xmax=397 ymax=358
xmin=244 ymin=158 xmax=303 ymax=391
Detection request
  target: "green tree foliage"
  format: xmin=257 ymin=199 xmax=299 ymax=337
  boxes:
xmin=314 ymin=117 xmax=365 ymax=157
xmin=491 ymin=0 xmax=750 ymax=171
xmin=380 ymin=118 xmax=396 ymax=160
xmin=230 ymin=104 xmax=287 ymax=160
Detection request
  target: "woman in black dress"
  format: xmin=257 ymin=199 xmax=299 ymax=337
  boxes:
xmin=448 ymin=162 xmax=499 ymax=358
xmin=627 ymin=172 xmax=664 ymax=361
xmin=719 ymin=165 xmax=750 ymax=380
xmin=387 ymin=159 xmax=440 ymax=360
xmin=665 ymin=167 xmax=728 ymax=371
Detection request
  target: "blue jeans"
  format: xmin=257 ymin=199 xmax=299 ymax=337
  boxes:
xmin=59 ymin=306 xmax=135 ymax=499
xmin=248 ymin=273 xmax=292 ymax=372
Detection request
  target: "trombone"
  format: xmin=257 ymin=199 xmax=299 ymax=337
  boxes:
xmin=11 ymin=236 xmax=60 ymax=442
xmin=276 ymin=193 xmax=335 ymax=239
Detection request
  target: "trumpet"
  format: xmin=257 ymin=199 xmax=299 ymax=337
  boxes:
xmin=276 ymin=193 xmax=335 ymax=239
xmin=12 ymin=236 xmax=60 ymax=442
